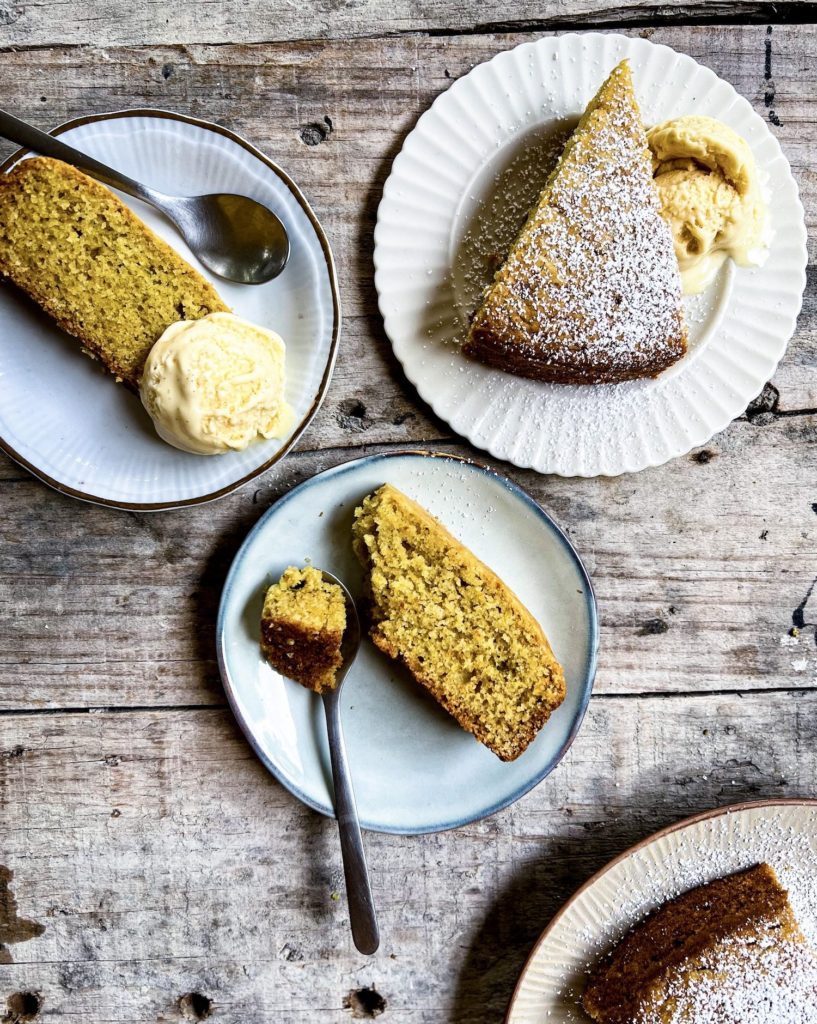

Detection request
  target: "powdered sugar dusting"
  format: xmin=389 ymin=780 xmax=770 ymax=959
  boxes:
xmin=468 ymin=62 xmax=686 ymax=382
xmin=451 ymin=120 xmax=574 ymax=321
xmin=516 ymin=806 xmax=817 ymax=1023
xmin=604 ymin=813 xmax=817 ymax=950
xmin=632 ymin=934 xmax=817 ymax=1023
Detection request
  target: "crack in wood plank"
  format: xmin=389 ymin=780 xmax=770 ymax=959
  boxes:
xmin=1 ymin=1 xmax=817 ymax=49
xmin=423 ymin=2 xmax=817 ymax=36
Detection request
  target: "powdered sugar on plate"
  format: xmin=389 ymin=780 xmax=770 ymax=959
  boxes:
xmin=631 ymin=934 xmax=817 ymax=1023
xmin=374 ymin=33 xmax=806 ymax=476
xmin=507 ymin=802 xmax=817 ymax=1024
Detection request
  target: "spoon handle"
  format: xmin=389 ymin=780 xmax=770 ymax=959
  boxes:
xmin=0 ymin=108 xmax=165 ymax=205
xmin=322 ymin=690 xmax=380 ymax=955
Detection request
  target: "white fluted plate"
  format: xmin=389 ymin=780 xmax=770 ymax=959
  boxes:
xmin=507 ymin=799 xmax=817 ymax=1022
xmin=0 ymin=110 xmax=340 ymax=509
xmin=374 ymin=34 xmax=807 ymax=476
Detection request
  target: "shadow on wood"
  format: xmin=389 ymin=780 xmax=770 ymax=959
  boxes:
xmin=355 ymin=116 xmax=457 ymax=445
xmin=448 ymin=766 xmax=806 ymax=1023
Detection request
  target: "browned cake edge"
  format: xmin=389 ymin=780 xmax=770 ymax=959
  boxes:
xmin=261 ymin=618 xmax=344 ymax=694
xmin=0 ymin=157 xmax=228 ymax=390
xmin=463 ymin=60 xmax=687 ymax=386
xmin=355 ymin=484 xmax=567 ymax=762
xmin=462 ymin=332 xmax=686 ymax=384
xmin=581 ymin=862 xmax=801 ymax=1023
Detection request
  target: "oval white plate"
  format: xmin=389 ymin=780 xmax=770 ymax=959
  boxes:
xmin=216 ymin=451 xmax=598 ymax=834
xmin=0 ymin=110 xmax=340 ymax=509
xmin=507 ymin=799 xmax=817 ymax=1022
xmin=374 ymin=33 xmax=807 ymax=477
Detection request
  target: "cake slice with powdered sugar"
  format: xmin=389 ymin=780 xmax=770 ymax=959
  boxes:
xmin=465 ymin=60 xmax=687 ymax=385
xmin=582 ymin=863 xmax=817 ymax=1024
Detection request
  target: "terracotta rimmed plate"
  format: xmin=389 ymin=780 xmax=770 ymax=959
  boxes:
xmin=0 ymin=110 xmax=340 ymax=509
xmin=506 ymin=798 xmax=817 ymax=1022
xmin=374 ymin=33 xmax=807 ymax=476
xmin=216 ymin=450 xmax=598 ymax=835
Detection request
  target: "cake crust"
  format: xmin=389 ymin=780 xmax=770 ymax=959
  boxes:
xmin=465 ymin=60 xmax=687 ymax=385
xmin=582 ymin=863 xmax=817 ymax=1024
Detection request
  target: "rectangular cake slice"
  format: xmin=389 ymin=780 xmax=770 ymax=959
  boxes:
xmin=0 ymin=156 xmax=228 ymax=388
xmin=465 ymin=60 xmax=687 ymax=385
xmin=351 ymin=483 xmax=566 ymax=761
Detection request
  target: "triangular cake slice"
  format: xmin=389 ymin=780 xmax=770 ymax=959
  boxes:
xmin=465 ymin=60 xmax=687 ymax=385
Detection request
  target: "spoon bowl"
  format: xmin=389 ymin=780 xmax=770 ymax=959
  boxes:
xmin=170 ymin=192 xmax=290 ymax=284
xmin=0 ymin=108 xmax=290 ymax=285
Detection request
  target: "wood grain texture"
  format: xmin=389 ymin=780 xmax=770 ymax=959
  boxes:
xmin=0 ymin=695 xmax=813 ymax=1022
xmin=0 ymin=1 xmax=812 ymax=48
xmin=2 ymin=411 xmax=817 ymax=711
xmin=0 ymin=18 xmax=815 ymax=1024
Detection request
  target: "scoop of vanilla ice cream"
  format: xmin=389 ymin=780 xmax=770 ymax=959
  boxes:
xmin=647 ymin=115 xmax=767 ymax=294
xmin=140 ymin=312 xmax=293 ymax=455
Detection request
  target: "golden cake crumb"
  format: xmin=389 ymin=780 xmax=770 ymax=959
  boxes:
xmin=351 ymin=483 xmax=566 ymax=761
xmin=260 ymin=566 xmax=346 ymax=693
xmin=0 ymin=156 xmax=228 ymax=389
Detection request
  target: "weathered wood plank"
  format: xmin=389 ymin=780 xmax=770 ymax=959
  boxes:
xmin=0 ymin=18 xmax=815 ymax=1024
xmin=2 ymin=407 xmax=817 ymax=710
xmin=1 ymin=26 xmax=816 ymax=708
xmin=0 ymin=1 xmax=811 ymax=49
xmin=0 ymin=25 xmax=813 ymax=442
xmin=0 ymin=694 xmax=811 ymax=1022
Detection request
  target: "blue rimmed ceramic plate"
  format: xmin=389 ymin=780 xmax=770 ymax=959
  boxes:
xmin=217 ymin=450 xmax=598 ymax=834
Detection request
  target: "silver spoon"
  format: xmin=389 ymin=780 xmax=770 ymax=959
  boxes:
xmin=318 ymin=570 xmax=379 ymax=955
xmin=0 ymin=109 xmax=290 ymax=284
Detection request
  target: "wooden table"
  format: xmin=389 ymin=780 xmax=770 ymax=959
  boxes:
xmin=0 ymin=3 xmax=815 ymax=1021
